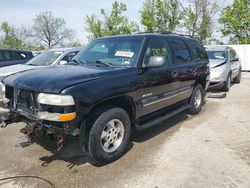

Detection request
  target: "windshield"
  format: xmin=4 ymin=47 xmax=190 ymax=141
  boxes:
xmin=72 ymin=37 xmax=143 ymax=67
xmin=206 ymin=50 xmax=228 ymax=61
xmin=26 ymin=51 xmax=63 ymax=66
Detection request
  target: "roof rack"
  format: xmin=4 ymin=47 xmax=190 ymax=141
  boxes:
xmin=134 ymin=31 xmax=193 ymax=38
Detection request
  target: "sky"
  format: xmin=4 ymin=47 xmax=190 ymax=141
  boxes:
xmin=0 ymin=0 xmax=145 ymax=44
xmin=0 ymin=0 xmax=233 ymax=44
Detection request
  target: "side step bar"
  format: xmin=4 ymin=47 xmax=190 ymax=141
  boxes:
xmin=135 ymin=104 xmax=191 ymax=131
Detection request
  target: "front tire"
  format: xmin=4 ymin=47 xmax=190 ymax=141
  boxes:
xmin=222 ymin=74 xmax=231 ymax=92
xmin=187 ymin=84 xmax=204 ymax=115
xmin=87 ymin=107 xmax=131 ymax=165
xmin=234 ymin=70 xmax=242 ymax=84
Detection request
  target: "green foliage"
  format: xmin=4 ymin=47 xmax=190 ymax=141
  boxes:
xmin=140 ymin=0 xmax=182 ymax=32
xmin=140 ymin=0 xmax=155 ymax=32
xmin=182 ymin=0 xmax=219 ymax=42
xmin=0 ymin=22 xmax=24 ymax=49
xmin=219 ymin=0 xmax=250 ymax=44
xmin=85 ymin=1 xmax=139 ymax=40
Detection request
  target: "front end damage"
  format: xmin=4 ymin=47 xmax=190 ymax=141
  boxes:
xmin=3 ymin=85 xmax=80 ymax=151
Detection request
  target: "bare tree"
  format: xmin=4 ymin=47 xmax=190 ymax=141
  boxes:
xmin=32 ymin=11 xmax=74 ymax=47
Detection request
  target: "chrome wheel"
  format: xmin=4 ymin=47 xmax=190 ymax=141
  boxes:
xmin=194 ymin=90 xmax=202 ymax=108
xmin=100 ymin=119 xmax=125 ymax=153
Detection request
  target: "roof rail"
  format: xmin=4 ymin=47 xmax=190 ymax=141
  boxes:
xmin=134 ymin=31 xmax=194 ymax=38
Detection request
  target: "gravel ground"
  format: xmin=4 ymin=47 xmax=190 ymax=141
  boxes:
xmin=0 ymin=73 xmax=250 ymax=188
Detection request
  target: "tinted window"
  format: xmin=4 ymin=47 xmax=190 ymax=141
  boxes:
xmin=143 ymin=37 xmax=172 ymax=66
xmin=0 ymin=51 xmax=13 ymax=61
xmin=13 ymin=51 xmax=25 ymax=60
xmin=169 ymin=39 xmax=192 ymax=63
xmin=188 ymin=39 xmax=207 ymax=60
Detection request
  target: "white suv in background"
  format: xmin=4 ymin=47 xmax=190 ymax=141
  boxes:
xmin=206 ymin=46 xmax=242 ymax=91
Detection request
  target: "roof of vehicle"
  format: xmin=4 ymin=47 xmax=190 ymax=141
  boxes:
xmin=48 ymin=47 xmax=81 ymax=52
xmin=0 ymin=48 xmax=32 ymax=53
xmin=97 ymin=32 xmax=197 ymax=41
xmin=205 ymin=46 xmax=230 ymax=51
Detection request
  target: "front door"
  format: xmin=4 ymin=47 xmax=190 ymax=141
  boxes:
xmin=138 ymin=37 xmax=180 ymax=117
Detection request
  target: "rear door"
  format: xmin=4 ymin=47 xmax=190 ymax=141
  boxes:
xmin=138 ymin=36 xmax=180 ymax=116
xmin=229 ymin=49 xmax=240 ymax=79
xmin=168 ymin=37 xmax=196 ymax=102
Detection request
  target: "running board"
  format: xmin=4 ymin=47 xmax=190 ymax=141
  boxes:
xmin=135 ymin=104 xmax=191 ymax=131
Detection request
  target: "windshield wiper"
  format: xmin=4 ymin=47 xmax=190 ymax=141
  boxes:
xmin=93 ymin=60 xmax=111 ymax=67
xmin=26 ymin=63 xmax=38 ymax=66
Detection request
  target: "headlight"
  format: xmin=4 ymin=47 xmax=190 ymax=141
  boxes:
xmin=37 ymin=93 xmax=76 ymax=122
xmin=0 ymin=82 xmax=9 ymax=104
xmin=212 ymin=64 xmax=227 ymax=72
xmin=37 ymin=93 xmax=75 ymax=106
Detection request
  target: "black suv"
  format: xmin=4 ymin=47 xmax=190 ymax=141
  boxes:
xmin=2 ymin=33 xmax=209 ymax=164
xmin=0 ymin=49 xmax=33 ymax=68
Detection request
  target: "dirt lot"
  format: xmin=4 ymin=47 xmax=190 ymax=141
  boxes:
xmin=0 ymin=73 xmax=250 ymax=188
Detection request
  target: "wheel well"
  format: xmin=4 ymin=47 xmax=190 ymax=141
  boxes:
xmin=88 ymin=96 xmax=136 ymax=123
xmin=194 ymin=77 xmax=206 ymax=90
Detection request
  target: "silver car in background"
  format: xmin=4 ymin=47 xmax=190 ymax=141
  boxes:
xmin=206 ymin=46 xmax=242 ymax=91
xmin=0 ymin=48 xmax=80 ymax=108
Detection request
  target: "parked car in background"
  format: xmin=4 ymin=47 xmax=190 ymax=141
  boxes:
xmin=0 ymin=48 xmax=80 ymax=109
xmin=2 ymin=33 xmax=210 ymax=164
xmin=0 ymin=49 xmax=33 ymax=68
xmin=206 ymin=46 xmax=242 ymax=91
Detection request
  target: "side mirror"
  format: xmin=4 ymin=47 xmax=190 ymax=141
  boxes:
xmin=59 ymin=60 xmax=68 ymax=65
xmin=145 ymin=56 xmax=166 ymax=68
xmin=232 ymin=57 xmax=239 ymax=62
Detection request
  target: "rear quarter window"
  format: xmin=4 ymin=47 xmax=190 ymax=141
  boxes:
xmin=188 ymin=39 xmax=207 ymax=60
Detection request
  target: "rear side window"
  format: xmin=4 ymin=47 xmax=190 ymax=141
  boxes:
xmin=169 ymin=39 xmax=192 ymax=63
xmin=0 ymin=51 xmax=13 ymax=61
xmin=188 ymin=39 xmax=207 ymax=60
xmin=13 ymin=51 xmax=25 ymax=60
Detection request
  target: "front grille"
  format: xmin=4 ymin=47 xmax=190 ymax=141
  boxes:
xmin=13 ymin=88 xmax=37 ymax=116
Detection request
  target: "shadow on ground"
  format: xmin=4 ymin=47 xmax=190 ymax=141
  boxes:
xmin=14 ymin=110 xmax=197 ymax=167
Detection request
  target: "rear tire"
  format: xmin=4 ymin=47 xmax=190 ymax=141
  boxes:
xmin=87 ymin=107 xmax=131 ymax=165
xmin=222 ymin=74 xmax=231 ymax=92
xmin=187 ymin=84 xmax=204 ymax=115
xmin=234 ymin=70 xmax=241 ymax=84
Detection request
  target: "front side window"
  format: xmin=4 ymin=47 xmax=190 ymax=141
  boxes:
xmin=143 ymin=37 xmax=172 ymax=66
xmin=72 ymin=37 xmax=143 ymax=67
xmin=230 ymin=50 xmax=236 ymax=61
xmin=26 ymin=51 xmax=63 ymax=66
xmin=169 ymin=39 xmax=192 ymax=63
xmin=207 ymin=51 xmax=228 ymax=61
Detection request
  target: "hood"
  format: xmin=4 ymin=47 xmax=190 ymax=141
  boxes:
xmin=209 ymin=59 xmax=227 ymax=68
xmin=0 ymin=64 xmax=39 ymax=81
xmin=3 ymin=65 xmax=129 ymax=93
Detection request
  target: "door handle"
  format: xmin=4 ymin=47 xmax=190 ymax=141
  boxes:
xmin=172 ymin=71 xmax=179 ymax=78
